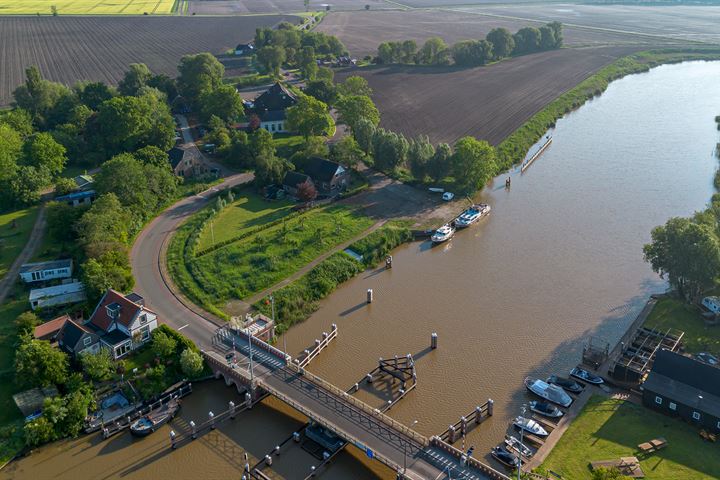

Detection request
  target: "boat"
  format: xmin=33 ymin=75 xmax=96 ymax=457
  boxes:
xmin=524 ymin=377 xmax=573 ymax=407
xmin=547 ymin=375 xmax=584 ymax=394
xmin=491 ymin=446 xmax=522 ymax=468
xmin=428 ymin=187 xmax=445 ymax=193
xmin=504 ymin=435 xmax=533 ymax=458
xmin=455 ymin=204 xmax=491 ymax=228
xmin=513 ymin=416 xmax=548 ymax=437
xmin=130 ymin=399 xmax=180 ymax=437
xmin=431 ymin=224 xmax=455 ymax=243
xmin=570 ymin=366 xmax=604 ymax=385
xmin=529 ymin=400 xmax=564 ymax=419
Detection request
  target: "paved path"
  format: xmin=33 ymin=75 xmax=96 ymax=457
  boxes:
xmin=0 ymin=206 xmax=47 ymax=305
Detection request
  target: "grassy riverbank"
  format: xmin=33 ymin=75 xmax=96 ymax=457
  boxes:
xmin=497 ymin=47 xmax=720 ymax=171
xmin=643 ymin=296 xmax=720 ymax=356
xmin=539 ymin=395 xmax=720 ymax=479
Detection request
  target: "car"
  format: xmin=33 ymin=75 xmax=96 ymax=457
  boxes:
xmin=442 ymin=192 xmax=454 ymax=201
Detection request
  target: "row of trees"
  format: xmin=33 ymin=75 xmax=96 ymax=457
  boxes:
xmin=376 ymin=22 xmax=563 ymax=67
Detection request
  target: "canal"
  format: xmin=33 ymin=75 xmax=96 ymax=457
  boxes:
xmin=5 ymin=61 xmax=720 ymax=479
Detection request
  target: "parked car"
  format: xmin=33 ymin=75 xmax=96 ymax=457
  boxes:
xmin=442 ymin=192 xmax=454 ymax=201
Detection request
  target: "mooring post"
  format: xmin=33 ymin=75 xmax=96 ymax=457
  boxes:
xmin=431 ymin=332 xmax=438 ymax=349
xmin=265 ymin=454 xmax=273 ymax=466
xmin=170 ymin=430 xmax=176 ymax=449
xmin=475 ymin=406 xmax=483 ymax=424
xmin=314 ymin=339 xmax=321 ymax=349
xmin=190 ymin=420 xmax=197 ymax=439
xmin=386 ymin=255 xmax=393 ymax=269
xmin=209 ymin=411 xmax=215 ymax=429
xmin=487 ymin=398 xmax=494 ymax=416
xmin=448 ymin=425 xmax=457 ymax=443
xmin=331 ymin=323 xmax=337 ymax=332
xmin=245 ymin=392 xmax=253 ymax=409
xmin=366 ymin=373 xmax=374 ymax=383
xmin=229 ymin=400 xmax=236 ymax=419
xmin=354 ymin=382 xmax=360 ymax=392
xmin=367 ymin=288 xmax=373 ymax=303
xmin=275 ymin=445 xmax=280 ymax=456
xmin=460 ymin=416 xmax=467 ymax=435
xmin=293 ymin=432 xmax=301 ymax=443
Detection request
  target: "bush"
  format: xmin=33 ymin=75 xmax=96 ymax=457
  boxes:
xmin=150 ymin=329 xmax=177 ymax=359
xmin=349 ymin=221 xmax=413 ymax=267
xmin=180 ymin=349 xmax=204 ymax=378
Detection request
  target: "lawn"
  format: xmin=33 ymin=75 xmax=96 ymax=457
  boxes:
xmin=643 ymin=297 xmax=720 ymax=357
xmin=0 ymin=0 xmax=176 ymax=15
xmin=273 ymin=134 xmax=305 ymax=159
xmin=196 ymin=193 xmax=293 ymax=251
xmin=0 ymin=206 xmax=40 ymax=279
xmin=540 ymin=395 xmax=720 ymax=480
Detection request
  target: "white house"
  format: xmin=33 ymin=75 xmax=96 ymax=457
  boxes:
xmin=252 ymin=82 xmax=297 ymax=134
xmin=29 ymin=280 xmax=86 ymax=310
xmin=19 ymin=259 xmax=73 ymax=283
xmin=88 ymin=290 xmax=159 ymax=359
xmin=702 ymin=296 xmax=720 ymax=315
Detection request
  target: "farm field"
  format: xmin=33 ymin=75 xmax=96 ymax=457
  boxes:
xmin=0 ymin=15 xmax=297 ymax=106
xmin=541 ymin=395 xmax=720 ymax=479
xmin=336 ymin=45 xmax=644 ymax=146
xmin=185 ymin=0 xmax=395 ymax=14
xmin=0 ymin=0 xmax=175 ymax=15
xmin=316 ymin=10 xmax=678 ymax=58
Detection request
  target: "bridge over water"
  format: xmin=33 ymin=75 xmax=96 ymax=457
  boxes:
xmin=203 ymin=326 xmax=510 ymax=480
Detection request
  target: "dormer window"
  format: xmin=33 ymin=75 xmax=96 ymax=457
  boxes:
xmin=106 ymin=302 xmax=121 ymax=320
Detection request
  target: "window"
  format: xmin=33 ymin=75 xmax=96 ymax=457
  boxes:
xmin=655 ymin=396 xmax=663 ymax=405
xmin=83 ymin=337 xmax=92 ymax=347
xmin=114 ymin=342 xmax=131 ymax=358
xmin=669 ymin=402 xmax=677 ymax=411
xmin=140 ymin=325 xmax=150 ymax=341
xmin=693 ymin=411 xmax=701 ymax=420
xmin=140 ymin=314 xmax=147 ymax=324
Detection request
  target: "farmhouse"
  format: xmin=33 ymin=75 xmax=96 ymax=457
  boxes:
xmin=252 ymin=82 xmax=297 ymax=133
xmin=19 ymin=259 xmax=73 ymax=284
xmin=29 ymin=280 xmax=86 ymax=311
xmin=302 ymin=157 xmax=349 ymax=195
xmin=168 ymin=146 xmax=203 ymax=177
xmin=55 ymin=189 xmax=96 ymax=207
xmin=87 ymin=289 xmax=159 ymax=359
xmin=282 ymin=171 xmax=313 ymax=197
xmin=642 ymin=349 xmax=720 ymax=433
xmin=235 ymin=43 xmax=254 ymax=56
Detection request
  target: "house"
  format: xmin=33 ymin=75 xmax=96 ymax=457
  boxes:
xmin=301 ymin=157 xmax=349 ymax=195
xmin=87 ymin=290 xmax=159 ymax=359
xmin=55 ymin=190 xmax=96 ymax=207
xmin=33 ymin=314 xmax=72 ymax=341
xmin=702 ymin=296 xmax=720 ymax=315
xmin=57 ymin=318 xmax=101 ymax=357
xmin=29 ymin=280 xmax=86 ymax=311
xmin=73 ymin=174 xmax=94 ymax=191
xmin=168 ymin=146 xmax=204 ymax=178
xmin=282 ymin=171 xmax=313 ymax=197
xmin=642 ymin=349 xmax=720 ymax=433
xmin=234 ymin=43 xmax=254 ymax=56
xmin=252 ymin=82 xmax=297 ymax=133
xmin=19 ymin=259 xmax=73 ymax=284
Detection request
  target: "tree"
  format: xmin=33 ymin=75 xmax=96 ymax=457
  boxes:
xmin=54 ymin=177 xmax=77 ymax=196
xmin=548 ymin=21 xmax=563 ymax=48
xmin=539 ymin=25 xmax=556 ymax=51
xmin=151 ymin=329 xmax=177 ymax=359
xmin=418 ymin=37 xmax=450 ymax=65
xmin=177 ymin=53 xmax=225 ymax=109
xmin=15 ymin=311 xmax=40 ymax=334
xmin=10 ymin=165 xmax=51 ymax=205
xmin=301 ymin=136 xmax=330 ymax=159
xmin=338 ymin=76 xmax=372 ymax=97
xmin=118 ymin=63 xmax=152 ymax=96
xmin=305 ymin=79 xmax=338 ymax=105
xmin=23 ymin=132 xmax=67 ymax=177
xmin=298 ymin=46 xmax=318 ymax=81
xmin=254 ymin=154 xmax=291 ymax=186
xmin=257 ymin=46 xmax=286 ymax=77
xmin=486 ymin=28 xmax=515 ymax=59
xmin=296 ymin=179 xmax=318 ymax=202
xmin=337 ymin=95 xmax=380 ymax=131
xmin=401 ymin=40 xmax=418 ymax=63
xmin=0 ymin=124 xmax=22 ymax=182
xmin=248 ymin=128 xmax=276 ymax=160
xmin=12 ymin=66 xmax=72 ymax=127
xmin=0 ymin=108 xmax=34 ymax=137
xmin=331 ymin=136 xmax=363 ymax=169
xmin=513 ymin=27 xmax=541 ymax=55
xmin=135 ymin=145 xmax=170 ymax=169
xmin=75 ymin=193 xmax=131 ymax=254
xmin=199 ymin=84 xmax=243 ymax=122
xmin=644 ymin=217 xmax=720 ymax=300
xmin=81 ymin=249 xmax=134 ymax=302
xmin=180 ymin=349 xmax=204 ymax=378
xmin=147 ymin=73 xmax=178 ymax=101
xmin=451 ymin=137 xmax=497 ymax=194
xmin=95 ymin=153 xmax=150 ymax=212
xmin=451 ymin=40 xmax=493 ymax=67
xmin=372 ymin=128 xmax=409 ymax=171
xmin=353 ymin=117 xmax=376 ymax=154
xmin=316 ymin=66 xmax=335 ymax=82
xmin=76 ymin=81 xmax=115 ymax=110
xmin=377 ymin=42 xmax=397 ymax=64
xmin=285 ymin=95 xmax=333 ymax=139
xmin=15 ymin=334 xmax=69 ymax=388
xmin=408 ymin=135 xmax=435 ymax=180
xmin=79 ymin=349 xmax=115 ymax=382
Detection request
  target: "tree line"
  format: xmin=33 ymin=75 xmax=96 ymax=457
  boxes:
xmin=376 ymin=22 xmax=563 ymax=67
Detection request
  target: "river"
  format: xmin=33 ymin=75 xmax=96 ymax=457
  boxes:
xmin=5 ymin=61 xmax=720 ymax=479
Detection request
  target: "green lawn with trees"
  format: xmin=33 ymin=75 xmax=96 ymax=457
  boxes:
xmin=0 ymin=206 xmax=40 ymax=278
xmin=539 ymin=396 xmax=720 ymax=480
xmin=644 ymin=297 xmax=720 ymax=357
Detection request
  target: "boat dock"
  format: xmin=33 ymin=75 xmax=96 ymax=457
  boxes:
xmin=521 ymin=135 xmax=552 ymax=173
xmin=438 ymin=400 xmax=494 ymax=444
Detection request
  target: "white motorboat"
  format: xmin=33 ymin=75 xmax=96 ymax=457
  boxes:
xmin=524 ymin=377 xmax=573 ymax=407
xmin=504 ymin=435 xmax=533 ymax=458
xmin=455 ymin=204 xmax=491 ymax=228
xmin=431 ymin=224 xmax=455 ymax=243
xmin=513 ymin=416 xmax=548 ymax=437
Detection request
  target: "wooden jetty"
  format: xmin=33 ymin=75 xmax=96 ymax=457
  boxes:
xmin=295 ymin=324 xmax=338 ymax=369
xmin=348 ymin=354 xmax=417 ymax=412
xmin=439 ymin=399 xmax=494 ymax=444
xmin=521 ymin=135 xmax=552 ymax=173
xmin=531 ymin=415 xmax=558 ymax=432
xmin=521 ymin=432 xmax=546 ymax=448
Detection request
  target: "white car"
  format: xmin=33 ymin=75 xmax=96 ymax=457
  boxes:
xmin=442 ymin=192 xmax=454 ymax=201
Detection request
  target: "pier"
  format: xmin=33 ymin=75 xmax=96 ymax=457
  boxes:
xmin=295 ymin=324 xmax=338 ymax=369
xmin=438 ymin=400 xmax=494 ymax=444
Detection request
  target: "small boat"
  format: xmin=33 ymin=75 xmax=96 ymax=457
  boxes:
xmin=455 ymin=204 xmax=491 ymax=228
xmin=524 ymin=377 xmax=573 ymax=407
xmin=513 ymin=416 xmax=548 ymax=437
xmin=696 ymin=352 xmax=719 ymax=366
xmin=547 ymin=375 xmax=584 ymax=394
xmin=491 ymin=446 xmax=521 ymax=468
xmin=130 ymin=399 xmax=180 ymax=437
xmin=529 ymin=400 xmax=564 ymax=419
xmin=570 ymin=366 xmax=604 ymax=385
xmin=428 ymin=187 xmax=445 ymax=193
xmin=431 ymin=224 xmax=455 ymax=243
xmin=504 ymin=435 xmax=533 ymax=458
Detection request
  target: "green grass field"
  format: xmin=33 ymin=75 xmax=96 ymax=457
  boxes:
xmin=644 ymin=297 xmax=720 ymax=356
xmin=540 ymin=396 xmax=720 ymax=480
xmin=0 ymin=207 xmax=40 ymax=279
xmin=0 ymin=0 xmax=175 ymax=15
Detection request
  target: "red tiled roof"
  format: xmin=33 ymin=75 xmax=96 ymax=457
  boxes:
xmin=89 ymin=289 xmax=150 ymax=331
xmin=33 ymin=314 xmax=70 ymax=340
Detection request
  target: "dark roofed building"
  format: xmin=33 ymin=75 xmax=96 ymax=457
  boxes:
xmin=57 ymin=319 xmax=100 ymax=357
xmin=282 ymin=171 xmax=312 ymax=197
xmin=168 ymin=146 xmax=203 ymax=178
xmin=301 ymin=157 xmax=349 ymax=195
xmin=33 ymin=314 xmax=71 ymax=342
xmin=642 ymin=349 xmax=720 ymax=433
xmin=235 ymin=43 xmax=254 ymax=56
xmin=252 ymin=82 xmax=297 ymax=133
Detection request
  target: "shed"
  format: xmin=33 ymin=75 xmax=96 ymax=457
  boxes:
xmin=282 ymin=171 xmax=312 ymax=197
xmin=55 ymin=190 xmax=96 ymax=207
xmin=19 ymin=259 xmax=73 ymax=283
xmin=13 ymin=386 xmax=59 ymax=417
xmin=29 ymin=280 xmax=86 ymax=310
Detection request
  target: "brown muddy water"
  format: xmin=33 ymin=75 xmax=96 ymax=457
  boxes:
xmin=6 ymin=61 xmax=720 ymax=479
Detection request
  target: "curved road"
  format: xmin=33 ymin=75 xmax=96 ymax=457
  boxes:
xmin=130 ymin=173 xmax=252 ymax=350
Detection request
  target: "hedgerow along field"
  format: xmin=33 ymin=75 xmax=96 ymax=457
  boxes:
xmin=0 ymin=0 xmax=175 ymax=15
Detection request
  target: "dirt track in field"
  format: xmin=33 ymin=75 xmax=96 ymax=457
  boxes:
xmin=0 ymin=15 xmax=295 ymax=106
xmin=336 ymin=45 xmax=646 ymax=146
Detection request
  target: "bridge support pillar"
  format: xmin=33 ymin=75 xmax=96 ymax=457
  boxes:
xmin=460 ymin=416 xmax=467 ymax=436
xmin=448 ymin=425 xmax=457 ymax=443
xmin=475 ymin=406 xmax=483 ymax=424
xmin=487 ymin=398 xmax=494 ymax=416
xmin=169 ymin=430 xmax=176 ymax=449
xmin=209 ymin=411 xmax=215 ymax=429
xmin=431 ymin=332 xmax=438 ymax=349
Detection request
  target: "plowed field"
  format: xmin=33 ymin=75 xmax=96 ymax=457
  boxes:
xmin=186 ymin=0 xmax=395 ymax=14
xmin=0 ymin=15 xmax=296 ymax=105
